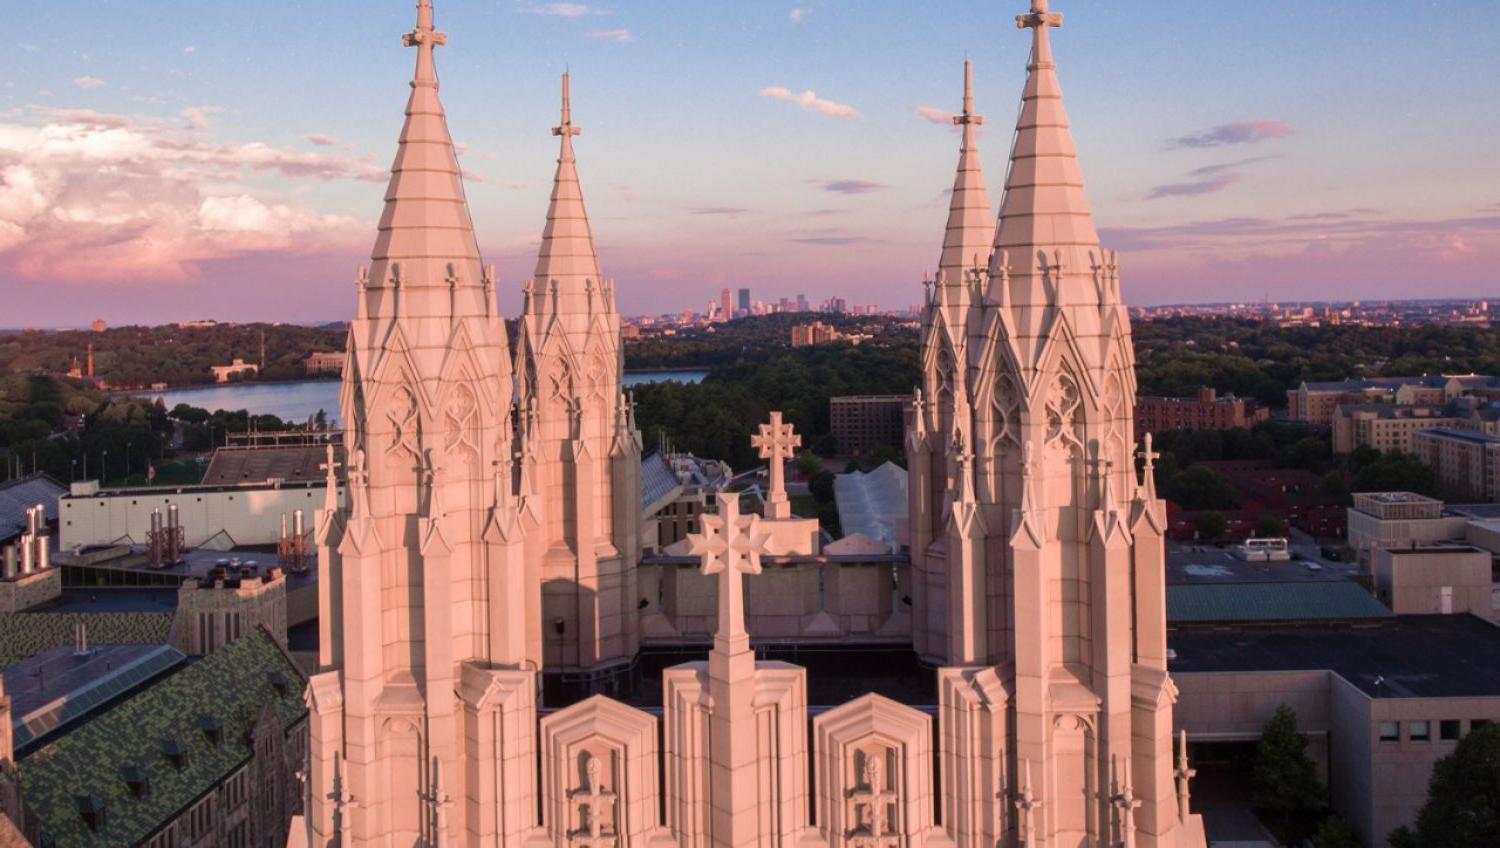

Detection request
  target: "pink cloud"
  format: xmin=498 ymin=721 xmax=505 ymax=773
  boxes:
xmin=758 ymin=86 xmax=859 ymax=119
xmin=1170 ymin=120 xmax=1293 ymax=149
xmin=914 ymin=106 xmax=953 ymax=125
xmin=0 ymin=107 xmax=372 ymax=284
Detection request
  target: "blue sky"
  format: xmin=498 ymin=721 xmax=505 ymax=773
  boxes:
xmin=3 ymin=1 xmax=1498 ymax=325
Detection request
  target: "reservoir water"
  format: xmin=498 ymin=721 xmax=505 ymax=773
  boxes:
xmin=140 ymin=370 xmax=707 ymax=424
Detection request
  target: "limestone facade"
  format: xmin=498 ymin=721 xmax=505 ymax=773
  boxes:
xmin=905 ymin=4 xmax=1201 ymax=845
xmin=300 ymin=2 xmax=1207 ymax=847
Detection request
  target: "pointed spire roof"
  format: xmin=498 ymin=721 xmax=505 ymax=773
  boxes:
xmin=533 ymin=71 xmax=603 ymax=290
xmin=368 ymin=0 xmax=483 ymax=293
xmin=938 ymin=59 xmax=994 ymax=286
xmin=993 ymin=1 xmax=1099 ymax=262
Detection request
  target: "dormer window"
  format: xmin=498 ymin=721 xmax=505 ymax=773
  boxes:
xmin=161 ymin=737 xmax=188 ymax=770
xmin=76 ymin=795 xmax=106 ymax=832
xmin=121 ymin=764 xmax=149 ymax=799
xmin=196 ymin=714 xmax=223 ymax=746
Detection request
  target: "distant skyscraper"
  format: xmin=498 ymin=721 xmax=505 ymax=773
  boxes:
xmin=796 ymin=293 xmax=809 ymax=312
xmin=737 ymin=287 xmax=751 ymax=315
xmin=719 ymin=287 xmax=732 ymax=321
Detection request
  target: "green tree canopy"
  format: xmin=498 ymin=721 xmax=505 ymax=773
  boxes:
xmin=1351 ymin=451 xmax=1440 ymax=498
xmin=1253 ymin=704 xmax=1325 ymax=821
xmin=1405 ymin=723 xmax=1500 ymax=847
xmin=1165 ymin=466 xmax=1241 ymax=511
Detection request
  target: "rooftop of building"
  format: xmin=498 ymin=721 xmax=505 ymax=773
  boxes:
xmin=1167 ymin=581 xmax=1392 ymax=624
xmin=1417 ymin=427 xmax=1500 ymax=445
xmin=1337 ymin=402 xmax=1454 ymax=418
xmin=829 ymin=395 xmax=910 ymax=404
xmin=833 ymin=462 xmax=907 ymax=548
xmin=1165 ymin=542 xmax=1360 ymax=584
xmin=1444 ymin=502 xmax=1500 ymax=520
xmin=0 ymin=474 xmax=66 ymax=541
xmin=1380 ymin=543 xmax=1487 ymax=556
xmin=1357 ymin=491 xmax=1442 ymax=505
xmin=1303 ymin=374 xmax=1500 ymax=393
xmin=0 ymin=608 xmax=174 ymax=670
xmin=20 ymin=629 xmax=306 ymax=847
xmin=640 ymin=449 xmax=684 ymax=515
xmin=6 ymin=644 xmax=187 ymax=753
xmin=201 ymin=443 xmax=346 ymax=486
xmin=54 ymin=544 xmax=314 ymax=593
xmin=62 ymin=477 xmax=328 ymax=501
xmin=1168 ymin=614 xmax=1500 ymax=698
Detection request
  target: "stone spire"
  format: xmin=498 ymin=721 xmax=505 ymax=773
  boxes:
xmin=996 ymin=0 xmax=1096 ymax=251
xmin=992 ymin=0 xmax=1102 ymax=323
xmin=357 ymin=0 xmax=490 ymax=352
xmin=534 ymin=71 xmax=604 ymax=298
xmin=938 ymin=59 xmax=994 ymax=287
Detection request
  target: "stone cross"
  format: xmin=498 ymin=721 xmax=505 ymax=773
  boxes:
xmin=848 ymin=753 xmax=901 ymax=848
xmin=1014 ymin=759 xmax=1042 ymax=848
xmin=568 ymin=753 xmax=618 ymax=848
xmin=1174 ymin=729 xmax=1197 ymax=822
xmin=420 ymin=755 xmax=454 ymax=848
xmin=295 ymin=766 xmax=313 ymax=848
xmin=1017 ymin=0 xmax=1064 ymax=34
xmin=1110 ymin=756 xmax=1142 ymax=848
xmin=751 ymin=411 xmax=801 ymax=519
xmin=329 ymin=753 xmax=359 ymax=842
xmin=687 ymin=492 xmax=771 ymax=648
xmin=555 ymin=73 xmax=582 ymax=139
xmin=1137 ymin=433 xmax=1161 ymax=498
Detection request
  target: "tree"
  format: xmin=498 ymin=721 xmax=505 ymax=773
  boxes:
xmin=1195 ymin=511 xmax=1228 ymax=542
xmin=1406 ymin=723 xmax=1500 ymax=847
xmin=808 ymin=470 xmax=836 ymax=504
xmin=1255 ymin=515 xmax=1287 ymax=539
xmin=1253 ymin=704 xmax=1325 ymax=821
xmin=1310 ymin=815 xmax=1360 ymax=848
xmin=1351 ymin=451 xmax=1440 ymax=498
xmin=795 ymin=451 xmax=822 ymax=478
xmin=1320 ymin=471 xmax=1349 ymax=501
xmin=1166 ymin=466 xmax=1240 ymax=511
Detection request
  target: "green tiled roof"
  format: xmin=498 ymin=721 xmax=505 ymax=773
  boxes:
xmin=1167 ymin=581 xmax=1394 ymax=623
xmin=20 ymin=629 xmax=306 ymax=847
xmin=0 ymin=611 xmax=173 ymax=669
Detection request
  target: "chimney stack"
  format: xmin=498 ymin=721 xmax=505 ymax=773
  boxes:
xmin=2 ymin=545 xmax=16 ymax=578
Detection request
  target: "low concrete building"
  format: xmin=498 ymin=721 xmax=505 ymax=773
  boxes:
xmin=59 ymin=479 xmax=342 ymax=551
xmin=1374 ymin=544 xmax=1493 ymax=616
xmin=208 ymin=358 xmax=259 ymax=383
xmin=1346 ymin=492 xmax=1467 ymax=565
xmin=1171 ymin=614 xmax=1500 ymax=846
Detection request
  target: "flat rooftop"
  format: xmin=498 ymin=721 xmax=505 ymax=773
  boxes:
xmin=1166 ymin=542 xmax=1358 ymax=585
xmin=1360 ymin=492 xmax=1441 ymax=505
xmin=1168 ymin=614 xmax=1500 ymax=698
xmin=59 ymin=544 xmax=316 ymax=591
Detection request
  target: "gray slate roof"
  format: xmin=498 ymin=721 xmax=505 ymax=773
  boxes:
xmin=1167 ymin=581 xmax=1393 ymax=624
xmin=0 ymin=475 xmax=66 ymax=543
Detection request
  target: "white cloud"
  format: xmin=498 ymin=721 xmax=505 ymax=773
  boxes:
xmin=914 ymin=106 xmax=953 ymax=125
xmin=518 ymin=2 xmax=602 ymax=17
xmin=183 ymin=46 xmax=198 ymax=54
xmin=180 ymin=106 xmax=224 ymax=131
xmin=303 ymin=133 xmax=340 ymax=147
xmin=759 ymin=86 xmax=859 ymax=119
xmin=0 ymin=107 xmax=372 ymax=282
xmin=590 ymin=28 xmax=631 ymax=43
xmin=789 ymin=6 xmax=813 ymax=23
xmin=73 ymin=76 xmax=107 ymax=90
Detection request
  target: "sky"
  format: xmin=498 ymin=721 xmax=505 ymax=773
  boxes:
xmin=2 ymin=0 xmax=1498 ymax=327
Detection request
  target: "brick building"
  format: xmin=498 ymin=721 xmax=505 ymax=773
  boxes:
xmin=830 ymin=394 xmax=907 ymax=457
xmin=1135 ymin=387 xmax=1267 ymax=433
xmin=1413 ymin=427 xmax=1500 ymax=502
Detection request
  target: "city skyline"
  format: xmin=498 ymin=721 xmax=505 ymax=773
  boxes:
xmin=2 ymin=0 xmax=1498 ymax=326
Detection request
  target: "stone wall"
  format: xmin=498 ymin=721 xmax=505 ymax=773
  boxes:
xmin=0 ymin=569 xmax=61 ymax=614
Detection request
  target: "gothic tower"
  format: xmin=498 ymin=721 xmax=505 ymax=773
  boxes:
xmin=515 ymin=73 xmax=643 ymax=676
xmin=911 ymin=3 xmax=1184 ymax=845
xmin=305 ymin=2 xmax=535 ymax=844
